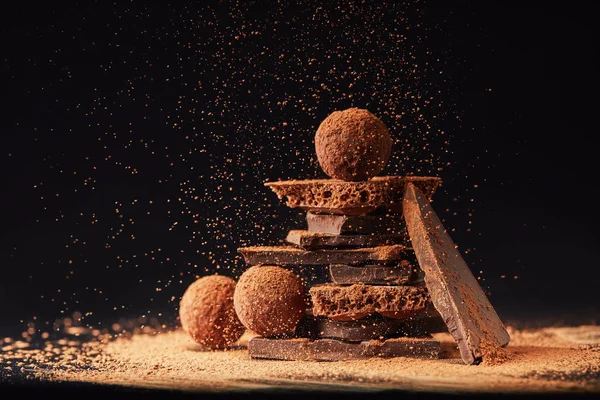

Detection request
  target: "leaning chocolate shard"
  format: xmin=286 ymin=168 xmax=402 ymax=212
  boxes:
xmin=265 ymin=176 xmax=442 ymax=216
xmin=286 ymin=230 xmax=407 ymax=249
xmin=310 ymin=283 xmax=430 ymax=321
xmin=306 ymin=212 xmax=407 ymax=236
xmin=248 ymin=336 xmax=440 ymax=361
xmin=402 ymin=183 xmax=510 ymax=365
xmin=238 ymin=245 xmax=408 ymax=266
xmin=329 ymin=262 xmax=415 ymax=285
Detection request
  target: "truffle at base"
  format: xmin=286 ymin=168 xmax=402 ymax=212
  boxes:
xmin=233 ymin=265 xmax=307 ymax=337
xmin=179 ymin=275 xmax=245 ymax=350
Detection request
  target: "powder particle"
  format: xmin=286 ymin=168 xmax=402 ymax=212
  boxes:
xmin=315 ymin=108 xmax=392 ymax=181
xmin=179 ymin=275 xmax=245 ymax=349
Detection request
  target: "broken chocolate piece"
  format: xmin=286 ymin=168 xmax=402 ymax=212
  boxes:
xmin=296 ymin=308 xmax=447 ymax=341
xmin=265 ymin=176 xmax=442 ymax=215
xmin=310 ymin=283 xmax=430 ymax=321
xmin=306 ymin=212 xmax=407 ymax=236
xmin=329 ymin=262 xmax=415 ymax=285
xmin=238 ymin=245 xmax=408 ymax=266
xmin=248 ymin=336 xmax=440 ymax=361
xmin=286 ymin=230 xmax=407 ymax=249
xmin=313 ymin=315 xmax=444 ymax=342
xmin=403 ymin=183 xmax=510 ymax=365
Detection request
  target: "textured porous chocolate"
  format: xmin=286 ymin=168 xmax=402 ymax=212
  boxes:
xmin=248 ymin=336 xmax=440 ymax=361
xmin=285 ymin=230 xmax=406 ymax=249
xmin=238 ymin=245 xmax=408 ymax=266
xmin=179 ymin=275 xmax=245 ymax=349
xmin=310 ymin=283 xmax=430 ymax=321
xmin=265 ymin=176 xmax=441 ymax=215
xmin=329 ymin=262 xmax=416 ymax=285
xmin=306 ymin=211 xmax=407 ymax=235
xmin=315 ymin=108 xmax=392 ymax=181
xmin=403 ymin=183 xmax=510 ymax=365
xmin=233 ymin=265 xmax=306 ymax=337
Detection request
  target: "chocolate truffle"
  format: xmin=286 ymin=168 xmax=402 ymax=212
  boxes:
xmin=315 ymin=108 xmax=392 ymax=181
xmin=233 ymin=265 xmax=306 ymax=337
xmin=179 ymin=275 xmax=245 ymax=349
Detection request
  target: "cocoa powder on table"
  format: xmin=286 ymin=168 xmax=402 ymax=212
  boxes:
xmin=1 ymin=324 xmax=599 ymax=394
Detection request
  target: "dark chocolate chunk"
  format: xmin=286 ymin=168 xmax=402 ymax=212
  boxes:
xmin=238 ymin=245 xmax=408 ymax=266
xmin=248 ymin=336 xmax=440 ymax=361
xmin=286 ymin=230 xmax=408 ymax=249
xmin=309 ymin=283 xmax=430 ymax=321
xmin=329 ymin=262 xmax=415 ymax=285
xmin=312 ymin=315 xmax=444 ymax=342
xmin=403 ymin=183 xmax=510 ymax=365
xmin=306 ymin=212 xmax=407 ymax=235
xmin=296 ymin=309 xmax=447 ymax=341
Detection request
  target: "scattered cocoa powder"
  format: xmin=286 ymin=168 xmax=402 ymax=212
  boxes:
xmin=1 ymin=325 xmax=599 ymax=394
xmin=479 ymin=338 xmax=513 ymax=366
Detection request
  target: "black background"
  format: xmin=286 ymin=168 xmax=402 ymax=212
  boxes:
xmin=1 ymin=0 xmax=599 ymax=340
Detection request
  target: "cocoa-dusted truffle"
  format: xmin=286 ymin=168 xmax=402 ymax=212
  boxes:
xmin=179 ymin=275 xmax=245 ymax=349
xmin=233 ymin=265 xmax=306 ymax=337
xmin=315 ymin=108 xmax=392 ymax=181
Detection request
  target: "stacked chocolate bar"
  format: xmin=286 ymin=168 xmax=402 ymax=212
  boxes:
xmin=238 ymin=177 xmax=446 ymax=361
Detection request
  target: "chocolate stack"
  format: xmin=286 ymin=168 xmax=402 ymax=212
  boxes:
xmin=239 ymin=177 xmax=445 ymax=361
xmin=238 ymin=109 xmax=511 ymax=363
xmin=236 ymin=107 xmax=451 ymax=361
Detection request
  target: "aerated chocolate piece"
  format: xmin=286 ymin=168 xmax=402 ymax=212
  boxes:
xmin=248 ymin=336 xmax=440 ymax=361
xmin=265 ymin=176 xmax=442 ymax=215
xmin=403 ymin=183 xmax=510 ymax=365
xmin=286 ymin=230 xmax=407 ymax=249
xmin=306 ymin=212 xmax=407 ymax=236
xmin=238 ymin=245 xmax=407 ymax=266
xmin=329 ymin=262 xmax=415 ymax=285
xmin=310 ymin=283 xmax=430 ymax=321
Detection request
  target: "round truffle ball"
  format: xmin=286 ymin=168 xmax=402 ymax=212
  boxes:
xmin=179 ymin=275 xmax=245 ymax=349
xmin=234 ymin=265 xmax=306 ymax=337
xmin=315 ymin=107 xmax=392 ymax=181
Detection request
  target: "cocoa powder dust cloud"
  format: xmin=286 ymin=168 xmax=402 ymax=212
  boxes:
xmin=1 ymin=1 xmax=464 ymax=334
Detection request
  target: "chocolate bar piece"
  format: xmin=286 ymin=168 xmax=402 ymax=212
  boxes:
xmin=311 ymin=315 xmax=445 ymax=342
xmin=248 ymin=336 xmax=440 ymax=361
xmin=306 ymin=212 xmax=407 ymax=236
xmin=310 ymin=283 xmax=430 ymax=321
xmin=329 ymin=262 xmax=416 ymax=285
xmin=296 ymin=308 xmax=447 ymax=341
xmin=403 ymin=183 xmax=510 ymax=365
xmin=286 ymin=230 xmax=407 ymax=249
xmin=265 ymin=176 xmax=442 ymax=216
xmin=238 ymin=245 xmax=408 ymax=266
